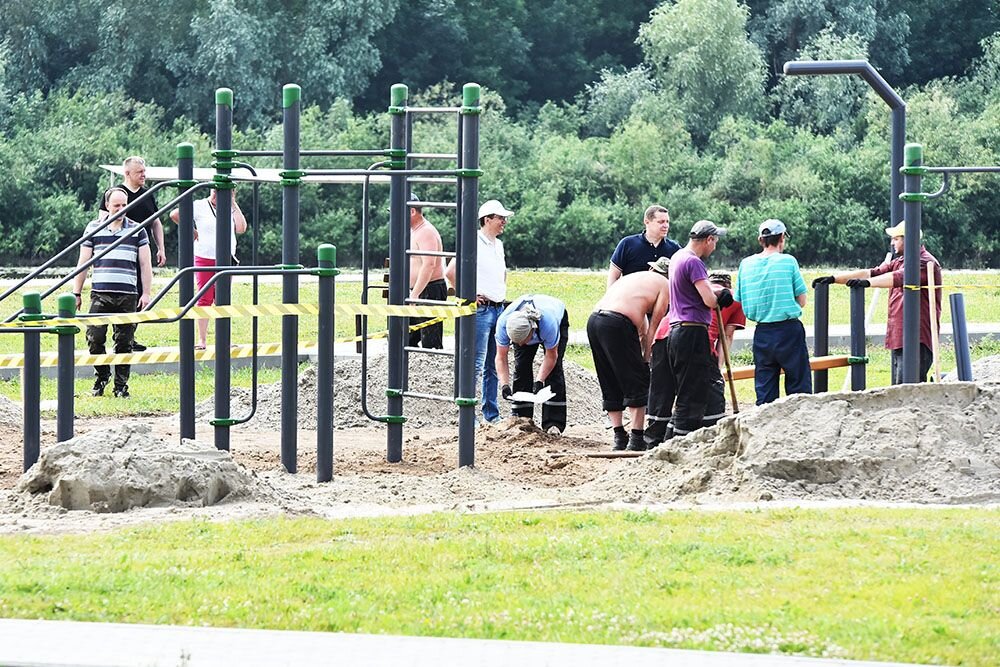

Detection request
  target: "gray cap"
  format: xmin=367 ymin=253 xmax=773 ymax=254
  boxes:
xmin=758 ymin=219 xmax=788 ymax=238
xmin=506 ymin=310 xmax=536 ymax=345
xmin=689 ymin=220 xmax=727 ymax=239
xmin=647 ymin=256 xmax=671 ymax=276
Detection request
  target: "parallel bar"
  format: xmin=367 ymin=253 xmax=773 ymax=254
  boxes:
xmin=403 ymin=346 xmax=455 ymax=357
xmin=21 ymin=294 xmax=42 ymax=471
xmin=402 ymin=391 xmax=458 ymax=403
xmin=281 ymin=84 xmax=302 ymax=472
xmin=177 ymin=144 xmax=196 ymax=442
xmin=55 ymin=295 xmax=75 ymax=442
xmin=813 ymin=282 xmax=829 ymax=393
xmin=316 ymin=244 xmax=336 ymax=483
xmin=849 ymin=285 xmax=867 ymax=390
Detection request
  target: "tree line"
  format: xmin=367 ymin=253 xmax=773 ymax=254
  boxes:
xmin=1 ymin=0 xmax=999 ymax=268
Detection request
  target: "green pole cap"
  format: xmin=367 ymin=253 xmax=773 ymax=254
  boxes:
xmin=216 ymin=88 xmax=234 ymax=108
xmin=317 ymin=244 xmax=337 ymax=266
xmin=904 ymin=143 xmax=923 ymax=167
xmin=283 ymin=84 xmax=301 ymax=108
xmin=463 ymin=83 xmax=481 ymax=108
xmin=391 ymin=84 xmax=408 ymax=107
xmin=22 ymin=292 xmax=42 ymax=314
xmin=176 ymin=143 xmax=195 ymax=159
xmin=57 ymin=294 xmax=76 ymax=317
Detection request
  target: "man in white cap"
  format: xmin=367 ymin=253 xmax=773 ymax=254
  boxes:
xmin=446 ymin=198 xmax=514 ymax=423
xmin=735 ymin=219 xmax=811 ymax=404
xmin=494 ymin=294 xmax=569 ymax=433
xmin=812 ymin=221 xmax=942 ymax=383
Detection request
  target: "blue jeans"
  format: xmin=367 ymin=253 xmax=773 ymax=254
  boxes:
xmin=475 ymin=304 xmax=503 ymax=422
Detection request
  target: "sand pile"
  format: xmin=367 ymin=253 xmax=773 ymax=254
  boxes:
xmin=16 ymin=423 xmax=262 ymax=512
xmin=201 ymin=354 xmax=607 ymax=430
xmin=943 ymin=353 xmax=1000 ymax=383
xmin=579 ymin=382 xmax=1000 ymax=505
xmin=0 ymin=395 xmax=21 ymax=425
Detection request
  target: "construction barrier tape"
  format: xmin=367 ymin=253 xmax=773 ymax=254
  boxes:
xmin=0 ymin=301 xmax=476 ymax=329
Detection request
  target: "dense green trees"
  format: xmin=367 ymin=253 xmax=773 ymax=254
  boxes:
xmin=1 ymin=0 xmax=1000 ymax=268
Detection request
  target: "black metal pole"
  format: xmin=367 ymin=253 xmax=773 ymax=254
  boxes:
xmin=901 ymin=143 xmax=923 ymax=383
xmin=177 ymin=143 xmax=196 ymax=442
xmin=457 ymin=83 xmax=481 ymax=468
xmin=281 ymin=83 xmax=302 ymax=473
xmin=813 ymin=282 xmax=829 ymax=393
xmin=950 ymin=294 xmax=973 ymax=381
xmin=55 ymin=294 xmax=76 ymax=442
xmin=213 ymin=88 xmax=234 ymax=451
xmin=21 ymin=293 xmax=42 ymax=471
xmin=849 ymin=285 xmax=867 ymax=390
xmin=387 ymin=84 xmax=408 ymax=463
xmin=316 ymin=244 xmax=337 ymax=482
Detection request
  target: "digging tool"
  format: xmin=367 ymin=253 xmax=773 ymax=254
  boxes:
xmin=715 ymin=303 xmax=739 ymax=414
xmin=928 ymin=262 xmax=941 ymax=381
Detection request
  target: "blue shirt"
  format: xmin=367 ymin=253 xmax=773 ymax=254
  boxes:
xmin=82 ymin=218 xmax=149 ymax=294
xmin=735 ymin=252 xmax=807 ymax=323
xmin=495 ymin=294 xmax=565 ymax=349
xmin=610 ymin=232 xmax=681 ymax=276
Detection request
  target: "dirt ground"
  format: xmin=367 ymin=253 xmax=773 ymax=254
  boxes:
xmin=2 ymin=358 xmax=999 ymax=535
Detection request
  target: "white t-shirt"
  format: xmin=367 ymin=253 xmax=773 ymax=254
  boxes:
xmin=477 ymin=230 xmax=506 ymax=302
xmin=193 ymin=198 xmax=238 ymax=260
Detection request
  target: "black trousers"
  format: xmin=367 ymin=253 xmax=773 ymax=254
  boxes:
xmin=408 ymin=278 xmax=447 ymax=349
xmin=645 ymin=337 xmax=672 ymax=443
xmin=890 ymin=344 xmax=934 ymax=384
xmin=586 ymin=310 xmax=649 ymax=412
xmin=666 ymin=325 xmax=714 ymax=436
xmin=86 ymin=291 xmax=138 ymax=390
xmin=511 ymin=311 xmax=569 ymax=432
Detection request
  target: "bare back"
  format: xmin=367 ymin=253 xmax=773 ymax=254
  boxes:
xmin=594 ymin=271 xmax=670 ymax=330
xmin=409 ymin=219 xmax=445 ymax=287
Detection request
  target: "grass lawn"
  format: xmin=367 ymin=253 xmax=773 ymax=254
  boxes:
xmin=0 ymin=508 xmax=996 ymax=665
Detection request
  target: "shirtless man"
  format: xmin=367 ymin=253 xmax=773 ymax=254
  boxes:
xmin=407 ymin=200 xmax=446 ymax=348
xmin=586 ymin=260 xmax=671 ymax=450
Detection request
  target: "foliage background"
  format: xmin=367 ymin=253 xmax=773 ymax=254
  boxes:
xmin=1 ymin=0 xmax=999 ymax=268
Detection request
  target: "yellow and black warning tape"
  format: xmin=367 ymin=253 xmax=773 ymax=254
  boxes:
xmin=0 ymin=301 xmax=476 ymax=329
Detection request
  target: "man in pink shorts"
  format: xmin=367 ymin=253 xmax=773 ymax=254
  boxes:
xmin=170 ymin=188 xmax=247 ymax=348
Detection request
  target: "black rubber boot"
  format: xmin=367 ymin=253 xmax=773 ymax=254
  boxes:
xmin=612 ymin=427 xmax=628 ymax=451
xmin=92 ymin=377 xmax=109 ymax=397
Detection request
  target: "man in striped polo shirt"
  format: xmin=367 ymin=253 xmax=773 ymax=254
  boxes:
xmin=72 ymin=188 xmax=153 ymax=398
xmin=735 ymin=219 xmax=811 ymax=405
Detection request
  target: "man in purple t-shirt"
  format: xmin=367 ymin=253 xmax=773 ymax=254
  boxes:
xmin=652 ymin=220 xmax=732 ymax=442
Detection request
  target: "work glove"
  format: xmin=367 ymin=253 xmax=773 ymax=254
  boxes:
xmin=846 ymin=278 xmax=871 ymax=288
xmin=501 ymin=384 xmax=513 ymax=400
xmin=532 ymin=380 xmax=545 ymax=394
xmin=812 ymin=275 xmax=836 ymax=287
xmin=716 ymin=288 xmax=734 ymax=308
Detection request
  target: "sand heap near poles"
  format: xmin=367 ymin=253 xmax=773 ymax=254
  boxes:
xmin=198 ymin=353 xmax=609 ymax=429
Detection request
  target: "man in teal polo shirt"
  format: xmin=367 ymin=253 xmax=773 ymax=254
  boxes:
xmin=735 ymin=219 xmax=811 ymax=405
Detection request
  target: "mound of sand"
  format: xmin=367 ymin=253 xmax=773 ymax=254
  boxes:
xmin=16 ymin=423 xmax=261 ymax=512
xmin=943 ymin=353 xmax=1000 ymax=383
xmin=0 ymin=395 xmax=21 ymax=426
xmin=199 ymin=354 xmax=608 ymax=430
xmin=581 ymin=382 xmax=1000 ymax=505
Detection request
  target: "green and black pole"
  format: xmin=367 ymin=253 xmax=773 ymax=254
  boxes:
xmin=21 ymin=293 xmax=43 ymax=471
xmin=456 ymin=83 xmax=481 ymax=467
xmin=386 ymin=84 xmax=408 ymax=463
xmin=900 ymin=143 xmax=925 ymax=383
xmin=849 ymin=285 xmax=867 ymax=390
xmin=281 ymin=83 xmax=303 ymax=473
xmin=315 ymin=244 xmax=339 ymax=482
xmin=176 ymin=142 xmax=197 ymax=442
xmin=213 ymin=88 xmax=235 ymax=451
xmin=55 ymin=294 xmax=77 ymax=442
xmin=813 ymin=282 xmax=829 ymax=393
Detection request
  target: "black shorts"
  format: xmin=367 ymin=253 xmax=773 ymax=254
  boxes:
xmin=586 ymin=310 xmax=649 ymax=412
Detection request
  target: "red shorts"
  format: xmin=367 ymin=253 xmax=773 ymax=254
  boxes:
xmin=194 ymin=256 xmax=216 ymax=307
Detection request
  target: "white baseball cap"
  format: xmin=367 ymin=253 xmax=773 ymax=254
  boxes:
xmin=478 ymin=199 xmax=514 ymax=219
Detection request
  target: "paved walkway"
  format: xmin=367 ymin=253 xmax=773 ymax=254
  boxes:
xmin=0 ymin=619 xmax=930 ymax=667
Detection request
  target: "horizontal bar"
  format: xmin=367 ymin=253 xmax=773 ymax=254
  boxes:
xmin=409 ymin=200 xmax=457 ymax=209
xmin=407 ymin=153 xmax=458 ymax=160
xmin=407 ymin=177 xmax=457 ymax=184
xmin=302 ymin=169 xmax=461 ymax=177
xmin=238 ymin=149 xmax=389 ymax=157
xmin=405 ymin=297 xmax=456 ymax=306
xmin=405 ymin=249 xmax=456 ymax=258
xmin=925 ymin=166 xmax=1000 ymax=174
xmin=405 ymin=107 xmax=461 ymax=114
xmin=403 ymin=347 xmax=455 ymax=357
xmin=402 ymin=390 xmax=456 ymax=403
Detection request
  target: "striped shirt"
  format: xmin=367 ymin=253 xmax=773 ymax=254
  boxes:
xmin=735 ymin=252 xmax=806 ymax=323
xmin=81 ymin=218 xmax=149 ymax=294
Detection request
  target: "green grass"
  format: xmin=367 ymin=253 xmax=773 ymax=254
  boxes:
xmin=0 ymin=508 xmax=996 ymax=665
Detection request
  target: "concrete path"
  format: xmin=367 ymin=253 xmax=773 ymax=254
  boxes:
xmin=0 ymin=619 xmax=931 ymax=667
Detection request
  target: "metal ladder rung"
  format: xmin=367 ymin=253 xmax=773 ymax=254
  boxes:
xmin=406 ymin=249 xmax=456 ymax=258
xmin=408 ymin=177 xmax=457 ymax=184
xmin=408 ymin=153 xmax=458 ymax=160
xmin=404 ymin=346 xmax=455 ymax=356
xmin=405 ymin=107 xmax=461 ymax=114
xmin=405 ymin=297 xmax=456 ymax=306
xmin=409 ymin=200 xmax=457 ymax=209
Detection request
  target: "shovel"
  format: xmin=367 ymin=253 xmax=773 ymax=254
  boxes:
xmin=715 ymin=304 xmax=739 ymax=414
